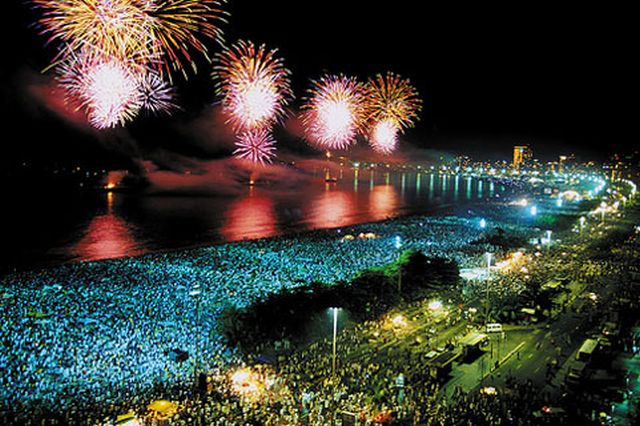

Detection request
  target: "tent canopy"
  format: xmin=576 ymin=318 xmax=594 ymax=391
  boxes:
xmin=147 ymin=400 xmax=178 ymax=415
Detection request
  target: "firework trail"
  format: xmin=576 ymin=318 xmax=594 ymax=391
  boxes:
xmin=213 ymin=40 xmax=293 ymax=132
xmin=233 ymin=128 xmax=277 ymax=165
xmin=364 ymin=72 xmax=422 ymax=154
xmin=300 ymin=75 xmax=366 ymax=150
xmin=147 ymin=0 xmax=228 ymax=77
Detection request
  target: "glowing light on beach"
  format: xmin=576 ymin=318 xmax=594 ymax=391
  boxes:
xmin=428 ymin=300 xmax=443 ymax=311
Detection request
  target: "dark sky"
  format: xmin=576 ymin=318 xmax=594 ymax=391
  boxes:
xmin=2 ymin=1 xmax=634 ymax=167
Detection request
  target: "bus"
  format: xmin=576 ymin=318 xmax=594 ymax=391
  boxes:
xmin=576 ymin=338 xmax=598 ymax=363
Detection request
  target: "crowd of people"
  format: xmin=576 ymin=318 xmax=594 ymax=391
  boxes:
xmin=0 ymin=213 xmax=528 ymax=419
xmin=1 ymin=176 xmax=620 ymax=424
xmin=70 ymin=293 xmax=544 ymax=425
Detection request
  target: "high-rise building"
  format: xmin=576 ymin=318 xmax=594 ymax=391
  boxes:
xmin=558 ymin=155 xmax=567 ymax=174
xmin=513 ymin=145 xmax=533 ymax=168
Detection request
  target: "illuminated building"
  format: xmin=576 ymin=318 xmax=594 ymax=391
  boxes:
xmin=513 ymin=145 xmax=533 ymax=168
xmin=558 ymin=155 xmax=567 ymax=174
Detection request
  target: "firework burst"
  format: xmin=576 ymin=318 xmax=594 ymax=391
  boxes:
xmin=300 ymin=75 xmax=366 ymax=150
xmin=369 ymin=119 xmax=400 ymax=154
xmin=363 ymin=72 xmax=422 ymax=154
xmin=58 ymin=51 xmax=143 ymax=129
xmin=233 ymin=129 xmax=277 ymax=165
xmin=33 ymin=0 xmax=228 ymax=78
xmin=33 ymin=0 xmax=153 ymax=63
xmin=139 ymin=71 xmax=177 ymax=114
xmin=213 ymin=40 xmax=293 ymax=132
xmin=147 ymin=0 xmax=228 ymax=77
xmin=364 ymin=72 xmax=422 ymax=129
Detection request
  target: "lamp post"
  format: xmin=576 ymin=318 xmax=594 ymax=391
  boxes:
xmin=189 ymin=287 xmax=202 ymax=386
xmin=486 ymin=252 xmax=492 ymax=276
xmin=395 ymin=236 xmax=402 ymax=295
xmin=331 ymin=308 xmax=339 ymax=375
xmin=485 ymin=252 xmax=492 ymax=324
xmin=189 ymin=284 xmax=204 ymax=425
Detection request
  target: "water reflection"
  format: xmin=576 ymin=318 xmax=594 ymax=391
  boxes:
xmin=307 ymin=188 xmax=356 ymax=229
xmin=220 ymin=189 xmax=278 ymax=241
xmin=71 ymin=193 xmax=141 ymax=261
xmin=370 ymin=185 xmax=399 ymax=221
xmin=454 ymin=175 xmax=460 ymax=200
xmin=10 ymin=172 xmax=513 ymax=270
xmin=429 ymin=174 xmax=435 ymax=200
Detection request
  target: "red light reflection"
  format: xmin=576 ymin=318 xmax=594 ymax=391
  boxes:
xmin=72 ymin=195 xmax=141 ymax=260
xmin=307 ymin=188 xmax=356 ymax=229
xmin=370 ymin=185 xmax=399 ymax=220
xmin=221 ymin=190 xmax=279 ymax=241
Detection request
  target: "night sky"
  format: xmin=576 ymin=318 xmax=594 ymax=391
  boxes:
xmin=2 ymin=2 xmax=634 ymax=169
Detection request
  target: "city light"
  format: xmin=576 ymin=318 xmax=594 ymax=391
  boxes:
xmin=428 ymin=300 xmax=443 ymax=311
xmin=230 ymin=369 xmax=260 ymax=396
xmin=394 ymin=235 xmax=402 ymax=249
xmin=331 ymin=307 xmax=339 ymax=375
xmin=486 ymin=252 xmax=492 ymax=276
xmin=530 ymin=206 xmax=538 ymax=216
xmin=480 ymin=218 xmax=487 ymax=229
xmin=391 ymin=314 xmax=407 ymax=327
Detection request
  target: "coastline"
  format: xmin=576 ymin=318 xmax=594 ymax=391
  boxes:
xmin=0 ymin=199 xmax=477 ymax=279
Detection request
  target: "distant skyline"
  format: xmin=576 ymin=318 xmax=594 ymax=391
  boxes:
xmin=1 ymin=2 xmax=633 ymax=169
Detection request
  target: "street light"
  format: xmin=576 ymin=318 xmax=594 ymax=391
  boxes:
xmin=394 ymin=235 xmax=402 ymax=250
xmin=480 ymin=218 xmax=487 ymax=229
xmin=486 ymin=252 xmax=492 ymax=276
xmin=485 ymin=252 xmax=492 ymax=324
xmin=600 ymin=202 xmax=607 ymax=223
xmin=330 ymin=307 xmax=339 ymax=375
xmin=530 ymin=205 xmax=538 ymax=217
xmin=395 ymin=236 xmax=402 ymax=295
xmin=189 ymin=286 xmax=202 ymax=395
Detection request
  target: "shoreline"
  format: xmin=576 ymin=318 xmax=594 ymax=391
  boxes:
xmin=1 ymin=199 xmax=482 ymax=279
